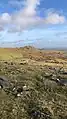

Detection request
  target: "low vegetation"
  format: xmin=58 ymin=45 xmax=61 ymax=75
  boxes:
xmin=0 ymin=46 xmax=67 ymax=119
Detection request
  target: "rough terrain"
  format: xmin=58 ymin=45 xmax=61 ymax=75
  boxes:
xmin=0 ymin=46 xmax=67 ymax=119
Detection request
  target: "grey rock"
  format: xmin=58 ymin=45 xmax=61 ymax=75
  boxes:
xmin=51 ymin=78 xmax=67 ymax=86
xmin=0 ymin=76 xmax=11 ymax=89
xmin=58 ymin=79 xmax=67 ymax=86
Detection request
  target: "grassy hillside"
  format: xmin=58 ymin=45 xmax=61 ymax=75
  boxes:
xmin=0 ymin=46 xmax=67 ymax=119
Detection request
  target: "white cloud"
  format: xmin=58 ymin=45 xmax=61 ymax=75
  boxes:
xmin=0 ymin=13 xmax=11 ymax=25
xmin=0 ymin=0 xmax=66 ymax=33
xmin=24 ymin=0 xmax=40 ymax=16
xmin=8 ymin=0 xmax=41 ymax=32
xmin=45 ymin=12 xmax=66 ymax=24
xmin=0 ymin=13 xmax=11 ymax=31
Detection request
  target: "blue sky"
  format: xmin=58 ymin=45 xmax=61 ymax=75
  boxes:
xmin=0 ymin=0 xmax=67 ymax=48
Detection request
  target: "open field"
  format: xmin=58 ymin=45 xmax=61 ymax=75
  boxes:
xmin=0 ymin=46 xmax=67 ymax=119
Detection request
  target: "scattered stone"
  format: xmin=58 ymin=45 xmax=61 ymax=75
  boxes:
xmin=17 ymin=93 xmax=21 ymax=97
xmin=13 ymin=87 xmax=16 ymax=91
xmin=21 ymin=92 xmax=23 ymax=94
xmin=52 ymin=74 xmax=57 ymax=80
xmin=0 ymin=85 xmax=2 ymax=89
xmin=23 ymin=85 xmax=27 ymax=91
xmin=44 ymin=72 xmax=52 ymax=79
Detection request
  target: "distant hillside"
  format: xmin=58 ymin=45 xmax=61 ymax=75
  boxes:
xmin=0 ymin=46 xmax=66 ymax=62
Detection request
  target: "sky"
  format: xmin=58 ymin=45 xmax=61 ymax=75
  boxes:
xmin=0 ymin=0 xmax=67 ymax=48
